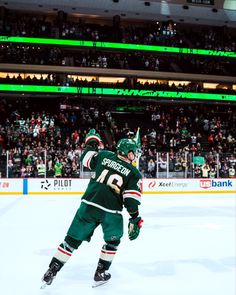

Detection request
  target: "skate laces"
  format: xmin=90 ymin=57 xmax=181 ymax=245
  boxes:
xmin=50 ymin=262 xmax=60 ymax=274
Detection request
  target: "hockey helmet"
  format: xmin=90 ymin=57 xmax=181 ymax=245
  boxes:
xmin=116 ymin=138 xmax=138 ymax=157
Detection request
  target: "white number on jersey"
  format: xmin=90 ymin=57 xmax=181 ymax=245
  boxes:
xmin=96 ymin=169 xmax=123 ymax=194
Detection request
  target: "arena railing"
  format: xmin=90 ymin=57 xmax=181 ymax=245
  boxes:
xmin=0 ymin=150 xmax=235 ymax=179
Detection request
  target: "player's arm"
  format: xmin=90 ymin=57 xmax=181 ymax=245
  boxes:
xmin=80 ymin=129 xmax=103 ymax=170
xmin=123 ymin=173 xmax=144 ymax=241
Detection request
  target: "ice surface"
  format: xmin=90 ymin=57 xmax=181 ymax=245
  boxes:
xmin=0 ymin=193 xmax=235 ymax=295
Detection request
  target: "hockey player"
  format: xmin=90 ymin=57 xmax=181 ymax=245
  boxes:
xmin=41 ymin=129 xmax=143 ymax=288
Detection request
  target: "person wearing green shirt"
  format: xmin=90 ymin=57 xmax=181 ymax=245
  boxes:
xmin=42 ymin=129 xmax=143 ymax=288
xmin=54 ymin=161 xmax=63 ymax=177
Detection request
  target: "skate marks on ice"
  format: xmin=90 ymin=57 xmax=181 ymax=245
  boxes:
xmin=0 ymin=196 xmax=22 ymax=218
xmin=0 ymin=194 xmax=235 ymax=295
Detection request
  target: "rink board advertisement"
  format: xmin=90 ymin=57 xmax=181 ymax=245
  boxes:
xmin=27 ymin=178 xmax=90 ymax=194
xmin=0 ymin=178 xmax=235 ymax=195
xmin=0 ymin=179 xmax=23 ymax=194
xmin=143 ymin=178 xmax=236 ymax=194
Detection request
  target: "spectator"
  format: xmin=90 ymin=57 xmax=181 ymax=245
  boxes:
xmin=194 ymin=165 xmax=202 ymax=178
xmin=25 ymin=163 xmax=34 ymax=177
xmin=54 ymin=159 xmax=63 ymax=178
xmin=71 ymin=130 xmax=80 ymax=146
xmin=201 ymin=163 xmax=210 ymax=178
xmin=37 ymin=160 xmax=46 ymax=177
xmin=7 ymin=159 xmax=14 ymax=178
xmin=147 ymin=158 xmax=156 ymax=177
xmin=209 ymin=167 xmax=216 ymax=178
xmin=228 ymin=166 xmax=235 ymax=178
xmin=220 ymin=163 xmax=229 ymax=178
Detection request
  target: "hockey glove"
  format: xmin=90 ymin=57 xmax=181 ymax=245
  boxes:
xmin=128 ymin=217 xmax=143 ymax=241
xmin=85 ymin=129 xmax=102 ymax=147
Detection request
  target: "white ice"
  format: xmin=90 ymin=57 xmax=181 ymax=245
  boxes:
xmin=0 ymin=193 xmax=235 ymax=295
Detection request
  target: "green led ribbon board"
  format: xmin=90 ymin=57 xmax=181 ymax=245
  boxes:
xmin=0 ymin=36 xmax=236 ymax=58
xmin=0 ymin=84 xmax=235 ymax=102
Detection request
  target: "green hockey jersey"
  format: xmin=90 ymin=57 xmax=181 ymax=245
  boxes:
xmin=80 ymin=147 xmax=142 ymax=214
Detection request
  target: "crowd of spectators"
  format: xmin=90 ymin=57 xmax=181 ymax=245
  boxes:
xmin=1 ymin=43 xmax=235 ymax=76
xmin=110 ymin=103 xmax=236 ymax=178
xmin=0 ymin=11 xmax=236 ymax=76
xmin=1 ymin=10 xmax=235 ymax=51
xmin=0 ymin=96 xmax=113 ymax=178
xmin=0 ymin=97 xmax=235 ymax=179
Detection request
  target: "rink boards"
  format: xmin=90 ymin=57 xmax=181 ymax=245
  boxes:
xmin=0 ymin=178 xmax=235 ymax=195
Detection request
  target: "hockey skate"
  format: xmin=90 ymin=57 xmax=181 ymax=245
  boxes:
xmin=92 ymin=268 xmax=111 ymax=288
xmin=41 ymin=262 xmax=61 ymax=289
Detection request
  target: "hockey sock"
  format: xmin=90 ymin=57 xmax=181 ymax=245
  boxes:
xmin=97 ymin=243 xmax=118 ymax=271
xmin=65 ymin=235 xmax=82 ymax=249
xmin=53 ymin=241 xmax=75 ymax=265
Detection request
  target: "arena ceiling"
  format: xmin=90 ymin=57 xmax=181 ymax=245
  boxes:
xmin=0 ymin=0 xmax=236 ymax=27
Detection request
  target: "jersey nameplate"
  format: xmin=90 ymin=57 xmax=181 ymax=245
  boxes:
xmin=101 ymin=158 xmax=131 ymax=176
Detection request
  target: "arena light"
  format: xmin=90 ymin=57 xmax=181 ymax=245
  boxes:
xmin=0 ymin=84 xmax=235 ymax=102
xmin=0 ymin=36 xmax=235 ymax=58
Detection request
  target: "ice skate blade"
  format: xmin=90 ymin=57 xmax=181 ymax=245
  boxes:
xmin=40 ymin=282 xmax=48 ymax=289
xmin=40 ymin=279 xmax=52 ymax=290
xmin=92 ymin=280 xmax=109 ymax=288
